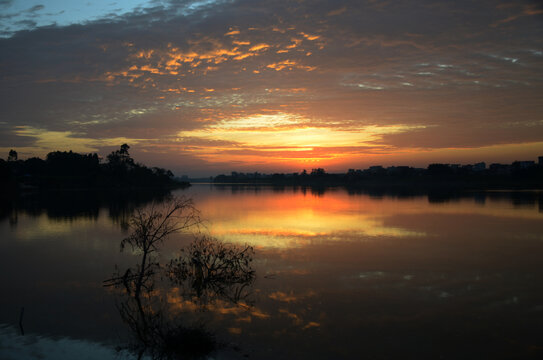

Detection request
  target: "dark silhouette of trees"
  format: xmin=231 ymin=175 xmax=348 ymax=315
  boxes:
xmin=8 ymin=149 xmax=17 ymax=162
xmin=46 ymin=151 xmax=100 ymax=177
xmin=1 ymin=145 xmax=188 ymax=191
xmin=310 ymin=168 xmax=326 ymax=176
xmin=0 ymin=159 xmax=14 ymax=188
xmin=107 ymin=143 xmax=134 ymax=169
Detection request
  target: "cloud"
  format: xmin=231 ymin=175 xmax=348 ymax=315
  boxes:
xmin=492 ymin=3 xmax=543 ymax=26
xmin=0 ymin=0 xmax=542 ymax=175
xmin=173 ymin=112 xmax=428 ymax=167
xmin=28 ymin=5 xmax=44 ymax=13
xmin=327 ymin=7 xmax=346 ymax=16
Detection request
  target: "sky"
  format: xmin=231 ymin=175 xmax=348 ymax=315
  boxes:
xmin=0 ymin=0 xmax=542 ymax=176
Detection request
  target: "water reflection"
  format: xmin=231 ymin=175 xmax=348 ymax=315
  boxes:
xmin=1 ymin=189 xmax=171 ymax=227
xmin=190 ymin=187 xmax=543 ymax=249
xmin=0 ymin=324 xmax=135 ymax=360
xmin=211 ymin=184 xmax=543 ymax=208
xmin=104 ymin=198 xmax=255 ymax=359
xmin=1 ymin=186 xmax=543 ymax=359
xmin=167 ymin=236 xmax=255 ymax=307
xmin=3 ymin=187 xmax=541 ymax=228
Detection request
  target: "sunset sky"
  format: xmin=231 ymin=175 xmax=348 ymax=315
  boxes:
xmin=1 ymin=0 xmax=542 ymax=176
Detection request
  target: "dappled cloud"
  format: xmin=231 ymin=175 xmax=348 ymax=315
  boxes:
xmin=0 ymin=0 xmax=542 ymax=175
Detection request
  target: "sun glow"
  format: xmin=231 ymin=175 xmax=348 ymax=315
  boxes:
xmin=177 ymin=113 xmax=425 ymax=167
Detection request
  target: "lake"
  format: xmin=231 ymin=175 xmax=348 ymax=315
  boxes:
xmin=1 ymin=185 xmax=543 ymax=359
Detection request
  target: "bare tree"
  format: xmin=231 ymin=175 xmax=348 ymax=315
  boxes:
xmin=106 ymin=196 xmax=201 ymax=297
xmin=103 ymin=196 xmax=255 ymax=359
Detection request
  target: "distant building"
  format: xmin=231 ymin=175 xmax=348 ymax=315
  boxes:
xmin=368 ymin=165 xmax=384 ymax=174
xmin=489 ymin=163 xmax=511 ymax=175
xmin=539 ymin=156 xmax=543 ymax=165
xmin=428 ymin=163 xmax=453 ymax=175
xmin=386 ymin=166 xmax=411 ymax=175
xmin=513 ymin=161 xmax=535 ymax=169
xmin=473 ymin=162 xmax=486 ymax=171
xmin=386 ymin=166 xmax=399 ymax=174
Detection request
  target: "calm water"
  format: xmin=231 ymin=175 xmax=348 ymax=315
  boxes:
xmin=1 ymin=186 xmax=543 ymax=359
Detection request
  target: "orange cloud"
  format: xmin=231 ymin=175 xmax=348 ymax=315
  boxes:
xmin=300 ymin=32 xmax=320 ymax=41
xmin=249 ymin=43 xmax=270 ymax=51
xmin=492 ymin=4 xmax=543 ymax=26
xmin=327 ymin=7 xmax=347 ymax=16
xmin=234 ymin=53 xmax=256 ymax=60
xmin=285 ymin=38 xmax=302 ymax=49
xmin=266 ymin=60 xmax=316 ymax=72
xmin=267 ymin=60 xmax=297 ymax=71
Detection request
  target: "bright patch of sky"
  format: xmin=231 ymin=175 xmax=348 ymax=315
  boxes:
xmin=0 ymin=0 xmax=217 ymax=37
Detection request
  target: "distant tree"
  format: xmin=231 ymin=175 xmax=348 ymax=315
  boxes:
xmin=45 ymin=151 xmax=99 ymax=176
xmin=0 ymin=159 xmax=12 ymax=185
xmin=310 ymin=168 xmax=326 ymax=176
xmin=23 ymin=157 xmax=46 ymax=176
xmin=345 ymin=169 xmax=358 ymax=182
xmin=107 ymin=144 xmax=134 ymax=169
xmin=120 ymin=143 xmax=130 ymax=156
xmin=0 ymin=145 xmax=181 ymax=190
xmin=8 ymin=149 xmax=17 ymax=162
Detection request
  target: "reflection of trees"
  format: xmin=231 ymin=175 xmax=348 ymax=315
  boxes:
xmin=104 ymin=197 xmax=255 ymax=360
xmin=167 ymin=236 xmax=255 ymax=307
xmin=0 ymin=189 xmax=171 ymax=225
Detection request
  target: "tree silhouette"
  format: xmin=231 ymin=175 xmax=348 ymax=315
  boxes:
xmin=8 ymin=149 xmax=17 ymax=162
xmin=103 ymin=196 xmax=255 ymax=359
xmin=118 ymin=196 xmax=201 ymax=299
xmin=107 ymin=143 xmax=134 ymax=168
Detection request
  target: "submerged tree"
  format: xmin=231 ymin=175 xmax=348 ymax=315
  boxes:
xmin=167 ymin=236 xmax=255 ymax=306
xmin=116 ymin=196 xmax=201 ymax=298
xmin=104 ymin=196 xmax=255 ymax=360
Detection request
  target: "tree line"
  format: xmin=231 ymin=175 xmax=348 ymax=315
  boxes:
xmin=0 ymin=144 xmax=188 ymax=191
xmin=213 ymin=161 xmax=543 ymax=190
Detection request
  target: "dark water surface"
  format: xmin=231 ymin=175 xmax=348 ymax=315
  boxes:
xmin=1 ymin=186 xmax=543 ymax=359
